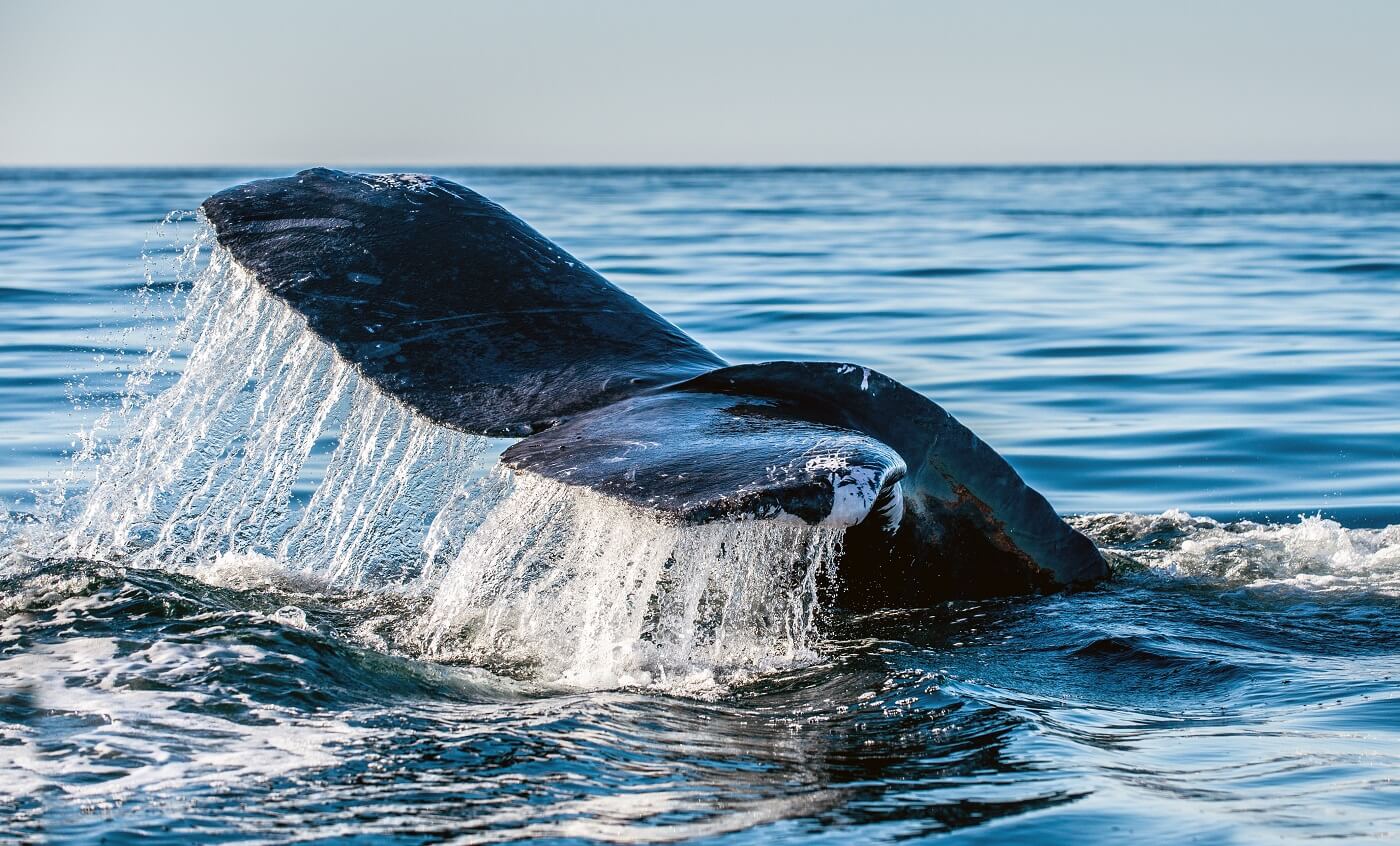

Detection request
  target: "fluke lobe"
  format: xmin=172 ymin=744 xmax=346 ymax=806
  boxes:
xmin=201 ymin=168 xmax=1108 ymax=607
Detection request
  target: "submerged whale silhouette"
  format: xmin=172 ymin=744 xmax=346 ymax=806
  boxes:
xmin=201 ymin=168 xmax=1108 ymax=606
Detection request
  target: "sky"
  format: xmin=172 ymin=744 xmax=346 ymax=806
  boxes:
xmin=2 ymin=0 xmax=1398 ymax=166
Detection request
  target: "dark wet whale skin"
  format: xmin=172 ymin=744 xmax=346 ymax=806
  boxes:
xmin=200 ymin=168 xmax=725 ymax=436
xmin=202 ymin=168 xmax=1108 ymax=603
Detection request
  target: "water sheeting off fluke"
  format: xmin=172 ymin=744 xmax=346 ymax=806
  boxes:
xmin=415 ymin=472 xmax=845 ymax=688
xmin=44 ymin=232 xmax=851 ymax=684
xmin=63 ymin=245 xmax=491 ymax=589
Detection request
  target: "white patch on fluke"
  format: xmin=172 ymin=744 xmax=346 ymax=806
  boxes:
xmin=801 ymin=441 xmax=892 ymax=528
xmin=827 ymin=465 xmax=885 ymax=527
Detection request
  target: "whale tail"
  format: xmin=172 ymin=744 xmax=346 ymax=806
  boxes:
xmin=201 ymin=168 xmax=1108 ymax=603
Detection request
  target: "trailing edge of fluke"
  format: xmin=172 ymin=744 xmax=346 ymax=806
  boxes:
xmin=201 ymin=168 xmax=1109 ymax=607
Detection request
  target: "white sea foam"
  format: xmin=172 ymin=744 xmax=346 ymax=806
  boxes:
xmin=1076 ymin=510 xmax=1400 ymax=596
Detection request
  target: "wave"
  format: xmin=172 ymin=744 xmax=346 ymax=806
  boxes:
xmin=1075 ymin=509 xmax=1400 ymax=596
xmin=1310 ymin=260 xmax=1400 ymax=276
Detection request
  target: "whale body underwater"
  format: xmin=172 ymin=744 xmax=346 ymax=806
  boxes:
xmin=200 ymin=168 xmax=1109 ymax=606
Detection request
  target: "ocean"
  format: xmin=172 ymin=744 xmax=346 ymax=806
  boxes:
xmin=1 ymin=165 xmax=1398 ymax=843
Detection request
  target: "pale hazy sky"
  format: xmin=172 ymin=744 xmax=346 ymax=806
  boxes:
xmin=2 ymin=0 xmax=1398 ymax=165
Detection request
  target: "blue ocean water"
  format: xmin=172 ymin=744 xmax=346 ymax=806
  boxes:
xmin=1 ymin=166 xmax=1398 ymax=843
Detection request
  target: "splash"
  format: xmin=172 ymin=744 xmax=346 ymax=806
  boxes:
xmin=16 ymin=223 xmax=1400 ymax=691
xmin=24 ymin=228 xmax=847 ymax=688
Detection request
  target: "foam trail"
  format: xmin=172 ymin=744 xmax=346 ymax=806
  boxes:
xmin=417 ymin=472 xmax=844 ymax=689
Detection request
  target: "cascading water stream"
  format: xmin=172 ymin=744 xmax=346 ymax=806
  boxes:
xmin=61 ymin=242 xmax=495 ymax=589
xmin=416 ymin=471 xmax=842 ymax=688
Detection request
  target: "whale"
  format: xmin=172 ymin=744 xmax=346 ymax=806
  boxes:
xmin=200 ymin=168 xmax=1108 ymax=607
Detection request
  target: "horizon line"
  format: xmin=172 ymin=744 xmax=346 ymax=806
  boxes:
xmin=2 ymin=159 xmax=1399 ymax=172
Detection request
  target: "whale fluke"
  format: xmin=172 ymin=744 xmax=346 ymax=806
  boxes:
xmin=200 ymin=168 xmax=1109 ymax=603
xmin=201 ymin=168 xmax=724 ymax=437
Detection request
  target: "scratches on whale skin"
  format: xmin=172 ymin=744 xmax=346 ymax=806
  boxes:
xmin=223 ymin=217 xmax=357 ymax=235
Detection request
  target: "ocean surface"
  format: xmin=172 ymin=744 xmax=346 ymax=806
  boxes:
xmin=1 ymin=166 xmax=1398 ymax=843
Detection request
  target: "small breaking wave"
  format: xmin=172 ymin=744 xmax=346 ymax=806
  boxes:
xmin=1075 ymin=509 xmax=1400 ymax=596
